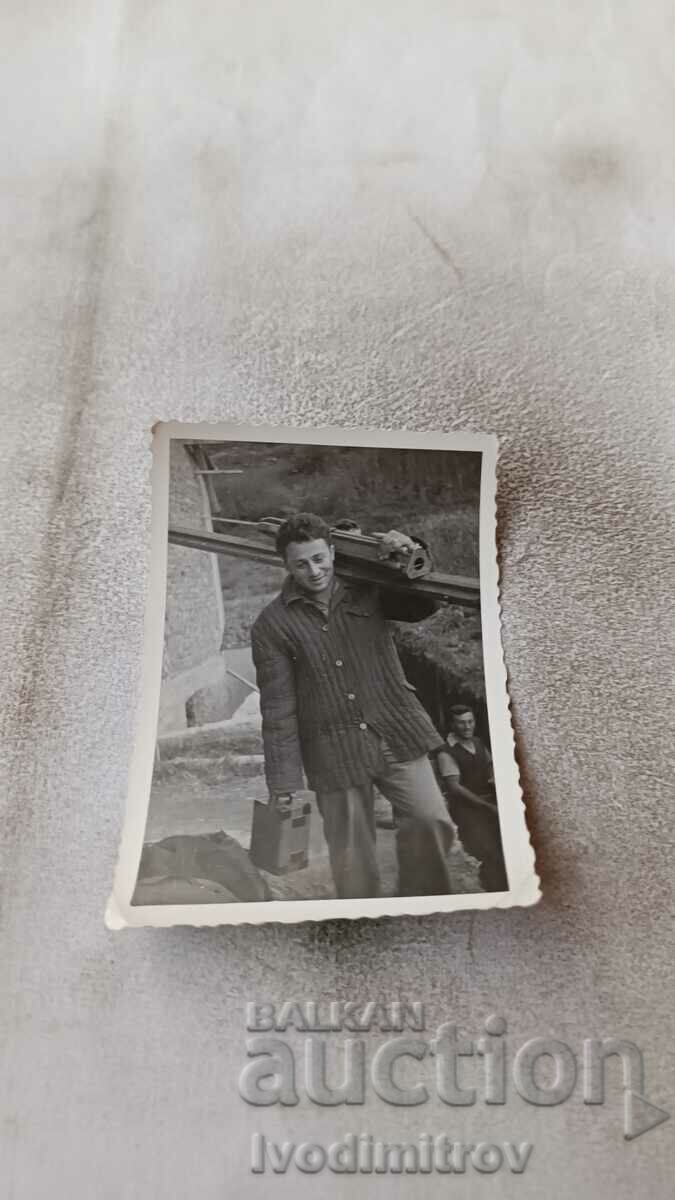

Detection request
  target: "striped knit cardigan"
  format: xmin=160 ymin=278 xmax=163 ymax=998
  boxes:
xmin=251 ymin=576 xmax=444 ymax=794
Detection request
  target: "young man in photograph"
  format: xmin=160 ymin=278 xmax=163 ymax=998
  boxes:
xmin=436 ymin=704 xmax=508 ymax=892
xmin=250 ymin=513 xmax=457 ymax=898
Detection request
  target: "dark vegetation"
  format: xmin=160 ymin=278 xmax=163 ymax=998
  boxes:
xmin=207 ymin=441 xmax=488 ymax=741
xmin=209 ymin=440 xmax=480 ymax=574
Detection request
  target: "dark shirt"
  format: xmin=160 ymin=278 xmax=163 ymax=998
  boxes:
xmin=251 ymin=576 xmax=444 ymax=793
xmin=439 ymin=736 xmax=494 ymax=799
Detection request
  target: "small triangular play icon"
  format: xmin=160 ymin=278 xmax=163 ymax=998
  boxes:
xmin=624 ymin=1090 xmax=670 ymax=1140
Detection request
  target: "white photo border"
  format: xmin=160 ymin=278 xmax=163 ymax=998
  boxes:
xmin=106 ymin=422 xmax=540 ymax=928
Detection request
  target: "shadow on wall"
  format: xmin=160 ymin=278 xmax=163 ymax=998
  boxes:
xmin=157 ymin=647 xmax=258 ymax=736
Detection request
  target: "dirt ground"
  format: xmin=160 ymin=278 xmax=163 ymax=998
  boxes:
xmin=141 ymin=758 xmax=483 ymax=902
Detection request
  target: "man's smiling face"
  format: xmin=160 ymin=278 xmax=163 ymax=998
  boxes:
xmin=285 ymin=537 xmax=335 ymax=595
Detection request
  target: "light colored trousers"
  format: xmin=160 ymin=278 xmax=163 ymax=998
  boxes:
xmin=316 ymin=737 xmax=457 ymax=898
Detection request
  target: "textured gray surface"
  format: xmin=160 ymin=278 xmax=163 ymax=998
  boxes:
xmin=1 ymin=1 xmax=674 ymax=1196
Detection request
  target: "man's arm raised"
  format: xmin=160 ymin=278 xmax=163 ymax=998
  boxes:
xmin=371 ymin=528 xmax=440 ymax=622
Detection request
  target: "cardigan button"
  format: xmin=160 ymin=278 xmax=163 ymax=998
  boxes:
xmin=347 ymin=693 xmax=356 ymax=701
xmin=335 ymin=659 xmax=343 ymax=667
xmin=359 ymin=722 xmax=368 ymax=730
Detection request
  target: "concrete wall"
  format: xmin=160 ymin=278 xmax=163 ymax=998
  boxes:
xmin=2 ymin=3 xmax=673 ymax=1198
xmin=163 ymin=441 xmax=224 ymax=681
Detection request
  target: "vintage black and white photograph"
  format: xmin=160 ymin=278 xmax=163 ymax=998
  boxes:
xmin=108 ymin=423 xmax=537 ymax=926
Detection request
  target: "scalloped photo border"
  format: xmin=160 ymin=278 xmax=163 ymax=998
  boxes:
xmin=107 ymin=422 xmax=539 ymax=927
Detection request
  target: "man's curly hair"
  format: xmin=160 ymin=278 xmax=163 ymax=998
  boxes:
xmin=275 ymin=512 xmax=333 ymax=559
